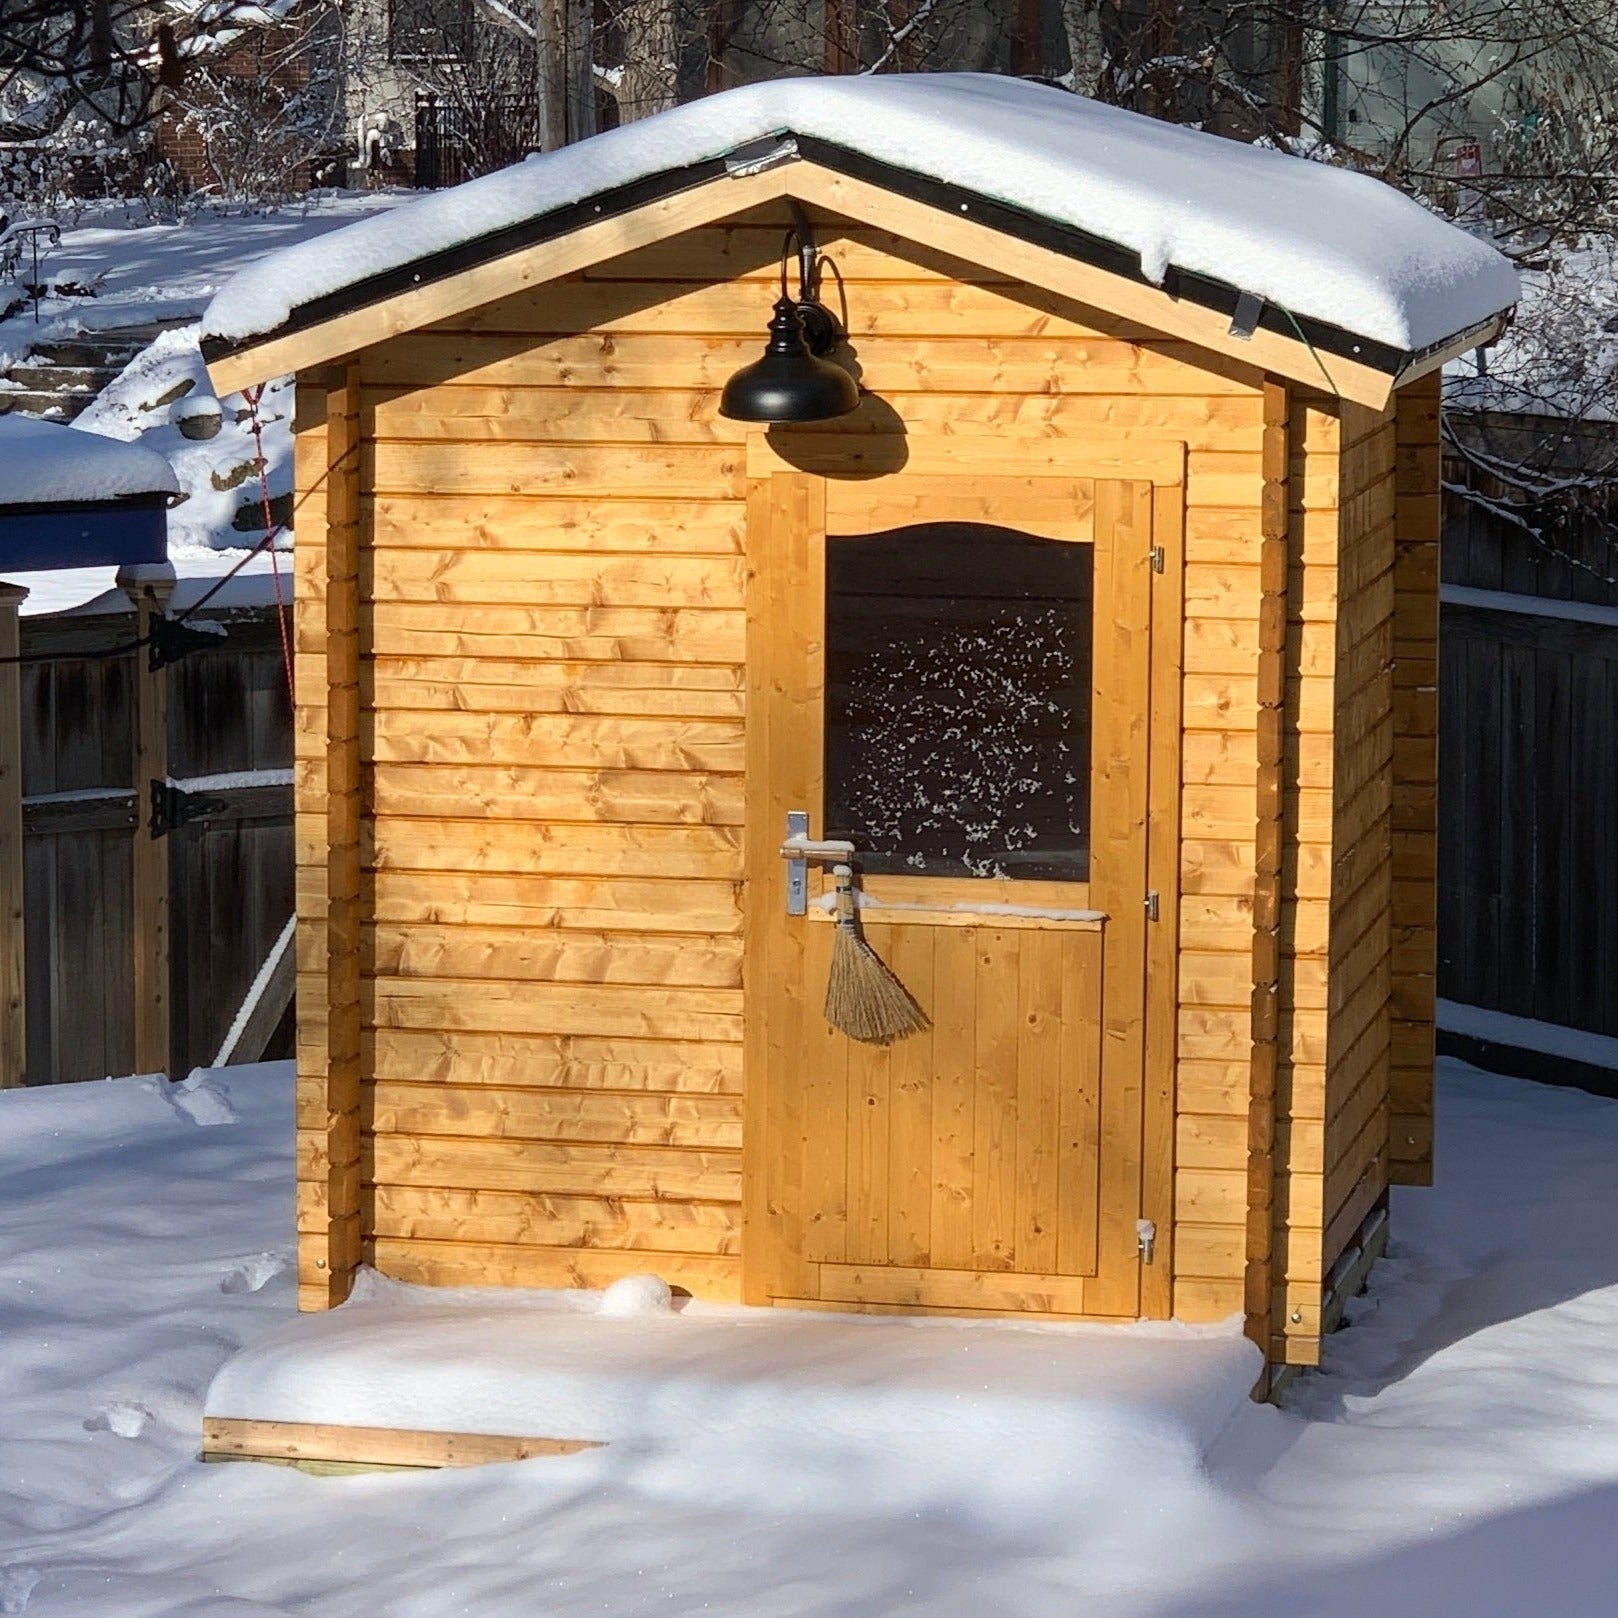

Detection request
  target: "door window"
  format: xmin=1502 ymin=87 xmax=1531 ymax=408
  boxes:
xmin=824 ymin=522 xmax=1094 ymax=881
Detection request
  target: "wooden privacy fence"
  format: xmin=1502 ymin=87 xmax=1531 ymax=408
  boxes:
xmin=1439 ymin=428 xmax=1618 ymax=1043
xmin=4 ymin=596 xmax=293 ymax=1085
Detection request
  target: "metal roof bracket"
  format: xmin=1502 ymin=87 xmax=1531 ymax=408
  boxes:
xmin=1229 ymin=290 xmax=1266 ymax=341
xmin=725 ymin=135 xmax=801 ymax=178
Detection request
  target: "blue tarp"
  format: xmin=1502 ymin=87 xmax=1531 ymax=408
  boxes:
xmin=0 ymin=502 xmax=169 ymax=571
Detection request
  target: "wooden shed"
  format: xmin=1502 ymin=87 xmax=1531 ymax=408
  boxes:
xmin=202 ymin=74 xmax=1517 ymax=1379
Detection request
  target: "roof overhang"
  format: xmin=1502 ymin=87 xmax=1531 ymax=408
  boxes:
xmin=202 ymin=137 xmax=1513 ymax=411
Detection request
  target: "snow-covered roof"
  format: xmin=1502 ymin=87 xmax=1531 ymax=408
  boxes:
xmin=0 ymin=417 xmax=180 ymax=507
xmin=202 ymin=73 xmax=1519 ymax=361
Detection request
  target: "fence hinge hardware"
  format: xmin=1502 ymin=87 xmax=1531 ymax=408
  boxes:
xmin=149 ymin=779 xmax=230 ymax=839
xmin=1137 ymin=1219 xmax=1157 ymax=1264
xmin=1144 ymin=890 xmax=1160 ymax=922
xmin=1149 ymin=545 xmax=1165 ymax=574
xmin=147 ymin=616 xmax=225 ymax=672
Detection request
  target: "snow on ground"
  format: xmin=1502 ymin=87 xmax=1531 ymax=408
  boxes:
xmin=0 ymin=192 xmax=401 ymax=587
xmin=72 ymin=326 xmax=296 ymax=558
xmin=204 ymin=1272 xmax=1258 ymax=1526
xmin=4 ymin=1058 xmax=1618 ymax=1615
xmin=0 ymin=193 xmax=402 ymax=369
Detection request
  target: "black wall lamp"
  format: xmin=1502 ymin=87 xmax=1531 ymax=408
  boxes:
xmin=719 ymin=213 xmax=860 ymax=424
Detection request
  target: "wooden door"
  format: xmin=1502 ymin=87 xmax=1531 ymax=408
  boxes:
xmin=743 ymin=461 xmax=1163 ymax=1319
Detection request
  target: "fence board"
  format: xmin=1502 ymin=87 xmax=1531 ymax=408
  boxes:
xmin=1439 ymin=450 xmax=1618 ymax=1040
xmin=16 ymin=606 xmax=295 ymax=1083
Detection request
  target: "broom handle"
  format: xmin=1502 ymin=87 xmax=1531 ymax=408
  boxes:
xmin=833 ymin=863 xmax=857 ymax=929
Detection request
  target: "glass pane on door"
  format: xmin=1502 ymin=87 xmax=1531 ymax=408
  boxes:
xmin=824 ymin=522 xmax=1094 ymax=881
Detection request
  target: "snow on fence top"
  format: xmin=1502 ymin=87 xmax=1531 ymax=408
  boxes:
xmin=0 ymin=417 xmax=180 ymax=507
xmin=203 ymin=73 xmax=1518 ymax=358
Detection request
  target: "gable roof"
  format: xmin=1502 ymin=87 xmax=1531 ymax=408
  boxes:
xmin=201 ymin=74 xmax=1518 ymax=403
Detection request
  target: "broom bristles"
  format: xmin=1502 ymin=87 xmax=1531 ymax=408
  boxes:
xmin=824 ymin=921 xmax=931 ymax=1046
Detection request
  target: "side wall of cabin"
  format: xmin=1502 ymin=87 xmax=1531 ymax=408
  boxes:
xmin=1389 ymin=374 xmax=1441 ymax=1186
xmin=1322 ymin=398 xmax=1399 ymax=1320
xmin=1267 ymin=389 xmax=1419 ymax=1368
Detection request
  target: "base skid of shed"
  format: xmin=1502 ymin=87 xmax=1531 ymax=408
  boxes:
xmin=203 ymin=1271 xmax=1260 ymax=1495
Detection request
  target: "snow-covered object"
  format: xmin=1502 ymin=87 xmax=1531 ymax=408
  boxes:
xmin=206 ymin=1268 xmax=1257 ymax=1524
xmin=202 ymin=74 xmax=1519 ymax=356
xmin=6 ymin=553 xmax=293 ymax=616
xmin=171 ymin=394 xmax=223 ymax=442
xmin=161 ymin=1068 xmax=240 ymax=1127
xmin=597 ymin=1272 xmax=674 ymax=1318
xmin=0 ymin=415 xmax=179 ymax=506
xmin=213 ymin=912 xmax=295 ymax=1069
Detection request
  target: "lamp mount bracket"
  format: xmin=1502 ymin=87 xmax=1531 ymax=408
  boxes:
xmin=784 ymin=201 xmax=839 ymax=355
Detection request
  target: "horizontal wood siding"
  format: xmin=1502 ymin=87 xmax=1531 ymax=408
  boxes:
xmin=1175 ymin=393 xmax=1343 ymax=1336
xmin=1389 ymin=376 xmax=1440 ymax=1182
xmin=1271 ymin=400 xmax=1347 ymax=1365
xmin=1303 ymin=399 xmax=1398 ymax=1360
xmin=291 ymin=204 xmax=1272 ymax=1307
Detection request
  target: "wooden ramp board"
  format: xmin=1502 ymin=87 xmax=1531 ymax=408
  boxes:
xmin=202 ymin=1416 xmax=601 ymax=1474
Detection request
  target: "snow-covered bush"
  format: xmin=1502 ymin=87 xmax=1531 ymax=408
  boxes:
xmin=0 ymin=119 xmax=174 ymax=223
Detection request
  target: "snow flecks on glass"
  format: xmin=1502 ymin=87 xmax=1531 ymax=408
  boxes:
xmin=824 ymin=523 xmax=1091 ymax=882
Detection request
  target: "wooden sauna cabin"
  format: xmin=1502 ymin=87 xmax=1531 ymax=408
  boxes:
xmin=201 ymin=73 xmax=1517 ymax=1378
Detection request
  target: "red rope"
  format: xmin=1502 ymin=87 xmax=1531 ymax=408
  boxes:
xmin=243 ymin=382 xmax=295 ymax=705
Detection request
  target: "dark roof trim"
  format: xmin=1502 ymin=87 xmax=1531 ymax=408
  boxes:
xmin=1393 ymin=311 xmax=1505 ymax=383
xmin=0 ymin=490 xmax=174 ymax=519
xmin=793 ymin=136 xmax=1413 ymax=375
xmin=199 ymin=151 xmax=744 ymax=365
xmin=203 ymin=130 xmax=1493 ymax=378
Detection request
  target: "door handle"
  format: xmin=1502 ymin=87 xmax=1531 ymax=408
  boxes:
xmin=780 ymin=810 xmax=854 ymax=916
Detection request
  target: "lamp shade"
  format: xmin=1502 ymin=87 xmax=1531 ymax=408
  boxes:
xmin=719 ymin=297 xmax=860 ymax=423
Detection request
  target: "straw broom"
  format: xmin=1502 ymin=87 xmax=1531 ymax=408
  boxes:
xmin=823 ymin=864 xmax=930 ymax=1045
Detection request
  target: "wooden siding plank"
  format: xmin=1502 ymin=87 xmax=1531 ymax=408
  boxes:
xmin=367 ymin=1083 xmax=742 ymax=1149
xmin=371 ymin=1238 xmax=740 ymax=1297
xmin=370 ymin=1028 xmax=741 ymax=1092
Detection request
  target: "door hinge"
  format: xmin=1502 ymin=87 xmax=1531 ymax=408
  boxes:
xmin=1149 ymin=544 xmax=1165 ymax=574
xmin=1144 ymin=890 xmax=1160 ymax=923
xmin=1137 ymin=1218 xmax=1157 ymax=1264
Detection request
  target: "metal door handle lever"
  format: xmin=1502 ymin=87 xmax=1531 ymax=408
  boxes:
xmin=779 ymin=835 xmax=857 ymax=861
xmin=781 ymin=811 xmax=855 ymax=916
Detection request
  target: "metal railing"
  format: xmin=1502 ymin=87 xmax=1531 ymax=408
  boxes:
xmin=413 ymin=91 xmax=545 ymax=189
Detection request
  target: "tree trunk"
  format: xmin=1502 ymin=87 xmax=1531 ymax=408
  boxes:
xmin=1059 ymin=0 xmax=1106 ymax=96
xmin=1009 ymin=0 xmax=1043 ymax=76
xmin=1275 ymin=4 xmax=1306 ymax=138
xmin=611 ymin=0 xmax=678 ymax=122
xmin=537 ymin=0 xmax=569 ymax=150
xmin=706 ymin=0 xmax=740 ymax=92
xmin=563 ymin=0 xmax=596 ymax=141
xmin=824 ymin=0 xmax=858 ymax=73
